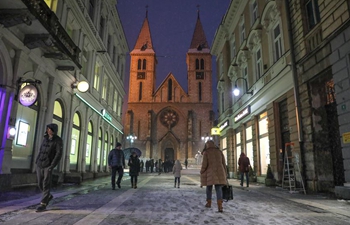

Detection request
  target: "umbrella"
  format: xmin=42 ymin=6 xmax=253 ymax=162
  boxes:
xmin=123 ymin=147 xmax=142 ymax=160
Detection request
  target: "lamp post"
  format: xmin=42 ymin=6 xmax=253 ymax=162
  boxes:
xmin=233 ymin=77 xmax=253 ymax=96
xmin=126 ymin=133 xmax=137 ymax=147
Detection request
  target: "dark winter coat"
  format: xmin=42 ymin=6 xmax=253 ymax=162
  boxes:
xmin=36 ymin=123 xmax=63 ymax=169
xmin=238 ymin=153 xmax=250 ymax=173
xmin=108 ymin=148 xmax=125 ymax=167
xmin=128 ymin=154 xmax=140 ymax=176
xmin=200 ymin=141 xmax=227 ymax=186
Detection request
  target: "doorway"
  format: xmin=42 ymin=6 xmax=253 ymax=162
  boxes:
xmin=164 ymin=148 xmax=174 ymax=162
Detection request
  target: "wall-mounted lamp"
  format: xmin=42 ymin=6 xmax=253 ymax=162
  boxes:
xmin=7 ymin=126 xmax=16 ymax=140
xmin=72 ymin=80 xmax=89 ymax=93
xmin=233 ymin=77 xmax=253 ymax=96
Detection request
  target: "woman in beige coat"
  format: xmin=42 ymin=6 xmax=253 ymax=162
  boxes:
xmin=200 ymin=140 xmax=227 ymax=212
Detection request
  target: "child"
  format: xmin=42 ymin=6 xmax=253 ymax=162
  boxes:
xmin=172 ymin=160 xmax=182 ymax=188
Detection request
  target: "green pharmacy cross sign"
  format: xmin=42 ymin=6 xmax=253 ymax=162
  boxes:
xmin=101 ymin=109 xmax=112 ymax=122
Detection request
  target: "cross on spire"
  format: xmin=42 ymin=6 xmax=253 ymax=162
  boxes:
xmin=197 ymin=4 xmax=200 ymax=18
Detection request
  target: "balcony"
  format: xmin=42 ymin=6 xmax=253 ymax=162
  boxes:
xmin=0 ymin=0 xmax=81 ymax=69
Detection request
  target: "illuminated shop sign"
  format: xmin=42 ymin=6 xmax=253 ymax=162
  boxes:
xmin=234 ymin=106 xmax=251 ymax=122
xmin=101 ymin=109 xmax=112 ymax=122
xmin=219 ymin=120 xmax=229 ymax=131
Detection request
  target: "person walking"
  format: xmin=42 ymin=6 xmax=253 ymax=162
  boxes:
xmin=184 ymin=158 xmax=188 ymax=169
xmin=35 ymin=123 xmax=63 ymax=212
xmin=238 ymin=152 xmax=251 ymax=187
xmin=108 ymin=142 xmax=125 ymax=190
xmin=200 ymin=140 xmax=227 ymax=213
xmin=172 ymin=160 xmax=182 ymax=188
xmin=140 ymin=160 xmax=144 ymax=172
xmin=128 ymin=152 xmax=140 ymax=188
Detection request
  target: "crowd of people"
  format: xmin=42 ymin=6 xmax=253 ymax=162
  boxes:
xmin=35 ymin=126 xmax=249 ymax=214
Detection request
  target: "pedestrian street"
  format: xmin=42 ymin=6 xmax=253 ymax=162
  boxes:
xmin=0 ymin=168 xmax=349 ymax=225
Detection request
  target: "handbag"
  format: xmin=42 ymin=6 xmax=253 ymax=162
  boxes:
xmin=222 ymin=181 xmax=233 ymax=202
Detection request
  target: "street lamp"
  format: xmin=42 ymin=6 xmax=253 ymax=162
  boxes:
xmin=233 ymin=77 xmax=253 ymax=96
xmin=126 ymin=133 xmax=137 ymax=147
xmin=201 ymin=133 xmax=213 ymax=142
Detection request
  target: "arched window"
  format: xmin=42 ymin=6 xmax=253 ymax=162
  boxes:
xmin=139 ymin=82 xmax=142 ymax=101
xmin=142 ymin=59 xmax=147 ymax=70
xmin=200 ymin=59 xmax=204 ymax=69
xmin=70 ymin=112 xmax=81 ymax=171
xmin=97 ymin=128 xmax=102 ymax=171
xmin=195 ymin=59 xmax=199 ymax=70
xmin=86 ymin=121 xmax=93 ymax=171
xmin=104 ymin=131 xmax=108 ymax=170
xmin=168 ymin=79 xmax=172 ymax=101
xmin=137 ymin=59 xmax=141 ymax=70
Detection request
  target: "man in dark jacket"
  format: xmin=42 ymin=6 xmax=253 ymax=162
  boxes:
xmin=108 ymin=142 xmax=125 ymax=189
xmin=35 ymin=123 xmax=63 ymax=212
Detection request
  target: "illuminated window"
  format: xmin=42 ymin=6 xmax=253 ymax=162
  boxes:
xmin=93 ymin=64 xmax=100 ymax=90
xmin=44 ymin=0 xmax=58 ymax=12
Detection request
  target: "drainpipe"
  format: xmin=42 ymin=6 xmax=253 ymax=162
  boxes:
xmin=284 ymin=0 xmax=307 ymax=186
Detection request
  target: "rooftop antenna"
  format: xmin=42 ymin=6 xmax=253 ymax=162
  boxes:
xmin=146 ymin=5 xmax=148 ymax=18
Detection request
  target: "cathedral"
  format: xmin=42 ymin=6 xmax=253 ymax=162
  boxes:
xmin=125 ymin=11 xmax=214 ymax=163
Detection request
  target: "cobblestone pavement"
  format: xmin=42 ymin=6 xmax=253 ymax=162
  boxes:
xmin=0 ymin=168 xmax=350 ymax=225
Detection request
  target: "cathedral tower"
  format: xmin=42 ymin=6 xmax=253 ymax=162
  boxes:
xmin=128 ymin=12 xmax=157 ymax=103
xmin=125 ymin=10 xmax=213 ymax=162
xmin=186 ymin=12 xmax=212 ymax=104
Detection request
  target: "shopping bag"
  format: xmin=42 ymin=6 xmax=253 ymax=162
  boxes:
xmin=222 ymin=184 xmax=233 ymax=202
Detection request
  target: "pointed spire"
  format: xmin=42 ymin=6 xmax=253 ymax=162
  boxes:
xmin=133 ymin=6 xmax=153 ymax=50
xmin=190 ymin=7 xmax=209 ymax=50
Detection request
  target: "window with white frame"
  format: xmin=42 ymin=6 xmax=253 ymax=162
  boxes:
xmin=113 ymin=91 xmax=118 ymax=112
xmin=88 ymin=0 xmax=94 ymax=20
xmin=251 ymin=0 xmax=258 ymax=25
xmin=231 ymin=35 xmax=236 ymax=60
xmin=240 ymin=19 xmax=245 ymax=44
xmin=99 ymin=16 xmax=105 ymax=39
xmin=108 ymin=83 xmax=113 ymax=106
xmin=102 ymin=76 xmax=108 ymax=100
xmin=81 ymin=50 xmax=88 ymax=76
xmin=117 ymin=96 xmax=122 ymax=116
xmin=242 ymin=65 xmax=248 ymax=92
xmin=273 ymin=23 xmax=283 ymax=62
xmin=305 ymin=0 xmax=320 ymax=30
xmin=44 ymin=0 xmax=58 ymax=12
xmin=93 ymin=63 xmax=100 ymax=90
xmin=256 ymin=48 xmax=262 ymax=80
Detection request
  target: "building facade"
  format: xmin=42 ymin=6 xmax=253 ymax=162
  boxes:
xmin=211 ymin=0 xmax=301 ymax=184
xmin=212 ymin=0 xmax=350 ymax=197
xmin=125 ymin=12 xmax=214 ymax=164
xmin=0 ymin=0 xmax=128 ymax=189
xmin=288 ymin=0 xmax=349 ymax=197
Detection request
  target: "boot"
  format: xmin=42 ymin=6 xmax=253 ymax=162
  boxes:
xmin=205 ymin=199 xmax=211 ymax=208
xmin=131 ymin=181 xmax=134 ymax=188
xmin=134 ymin=182 xmax=137 ymax=189
xmin=178 ymin=184 xmax=180 ymax=188
xmin=217 ymin=200 xmax=223 ymax=213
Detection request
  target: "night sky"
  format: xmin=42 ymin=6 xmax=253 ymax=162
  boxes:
xmin=117 ymin=0 xmax=230 ymax=116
